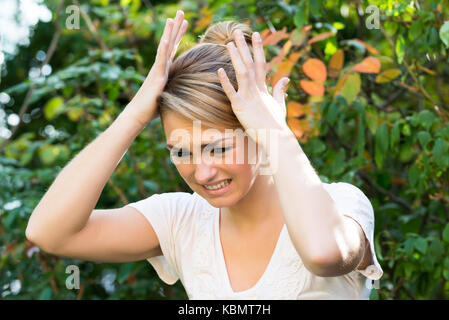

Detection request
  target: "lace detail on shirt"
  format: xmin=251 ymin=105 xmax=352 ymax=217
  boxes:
xmin=262 ymin=230 xmax=309 ymax=299
xmin=185 ymin=207 xmax=219 ymax=299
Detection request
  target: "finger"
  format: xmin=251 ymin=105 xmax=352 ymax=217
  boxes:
xmin=170 ymin=20 xmax=188 ymax=61
xmin=217 ymin=68 xmax=238 ymax=103
xmin=167 ymin=11 xmax=184 ymax=58
xmin=160 ymin=18 xmax=174 ymax=49
xmin=226 ymin=41 xmax=251 ymax=91
xmin=273 ymin=77 xmax=289 ymax=116
xmin=233 ymin=30 xmax=255 ymax=69
xmin=252 ymin=32 xmax=268 ymax=93
xmin=233 ymin=30 xmax=257 ymax=89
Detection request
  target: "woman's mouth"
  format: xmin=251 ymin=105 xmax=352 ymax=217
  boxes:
xmin=202 ymin=179 xmax=232 ymax=195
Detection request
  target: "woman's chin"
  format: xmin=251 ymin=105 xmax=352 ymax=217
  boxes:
xmin=200 ymin=192 xmax=240 ymax=208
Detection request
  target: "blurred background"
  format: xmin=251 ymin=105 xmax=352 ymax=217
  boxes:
xmin=1 ymin=0 xmax=448 ymax=300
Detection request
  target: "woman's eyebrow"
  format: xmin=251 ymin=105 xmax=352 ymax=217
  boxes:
xmin=166 ymin=137 xmax=233 ymax=150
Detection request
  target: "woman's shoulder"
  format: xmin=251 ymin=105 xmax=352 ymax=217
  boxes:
xmin=322 ymin=181 xmax=369 ymax=201
xmin=151 ymin=191 xmax=215 ymax=221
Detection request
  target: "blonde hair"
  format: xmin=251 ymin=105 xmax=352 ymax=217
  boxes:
xmin=157 ymin=20 xmax=255 ymax=129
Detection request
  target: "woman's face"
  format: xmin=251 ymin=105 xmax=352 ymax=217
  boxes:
xmin=162 ymin=111 xmax=264 ymax=208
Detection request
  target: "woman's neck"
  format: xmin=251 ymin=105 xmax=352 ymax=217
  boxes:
xmin=221 ymin=174 xmax=284 ymax=234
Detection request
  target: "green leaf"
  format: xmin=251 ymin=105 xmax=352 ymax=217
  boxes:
xmin=375 ymin=123 xmax=389 ymax=168
xmin=38 ymin=287 xmax=53 ymax=300
xmin=404 ymin=262 xmax=414 ymax=278
xmin=404 ymin=238 xmax=414 ymax=255
xmin=333 ymin=22 xmax=345 ymax=30
xmin=326 ymin=101 xmax=338 ymax=125
xmin=443 ymin=223 xmax=449 ymax=243
xmin=294 ymin=5 xmax=307 ymax=29
xmin=365 ymin=106 xmax=378 ymax=135
xmin=309 ymin=139 xmax=326 ymax=154
xmin=390 ymin=120 xmax=401 ymax=150
xmin=408 ymin=163 xmax=420 ymax=187
xmin=339 ymin=73 xmax=361 ymax=106
xmin=417 ymin=110 xmax=435 ymax=130
xmin=409 ymin=20 xmax=423 ymax=41
xmin=417 ymin=131 xmax=431 ymax=147
xmin=432 ymin=138 xmax=449 ymax=169
xmin=440 ymin=21 xmax=449 ymax=47
xmin=415 ymin=237 xmax=428 ymax=254
xmin=67 ymin=106 xmax=85 ymax=122
xmin=117 ymin=262 xmax=135 ymax=284
xmin=37 ymin=145 xmax=69 ymax=165
xmin=44 ymin=96 xmax=65 ymax=120
xmin=396 ymin=35 xmax=405 ymax=64
xmin=384 ymin=20 xmax=398 ymax=37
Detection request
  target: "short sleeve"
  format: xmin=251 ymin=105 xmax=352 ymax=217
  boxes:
xmin=125 ymin=192 xmax=193 ymax=285
xmin=323 ymin=182 xmax=383 ymax=281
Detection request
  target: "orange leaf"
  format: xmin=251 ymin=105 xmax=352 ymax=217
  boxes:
xmin=300 ymin=80 xmax=325 ymax=96
xmin=287 ymin=117 xmax=306 ymax=140
xmin=303 ymin=58 xmax=327 ymax=81
xmin=272 ymin=60 xmax=294 ymax=87
xmin=266 ymin=40 xmax=293 ymax=74
xmin=328 ymin=49 xmax=344 ymax=78
xmin=267 ymin=47 xmax=305 ymax=81
xmin=194 ymin=8 xmax=213 ymax=33
xmin=353 ymin=39 xmax=380 ymax=55
xmin=262 ymin=27 xmax=290 ymax=46
xmin=287 ymin=101 xmax=304 ymax=118
xmin=288 ymin=49 xmax=306 ymax=64
xmin=308 ymin=32 xmax=335 ymax=45
xmin=353 ymin=57 xmax=381 ymax=73
xmin=260 ymin=29 xmax=271 ymax=40
xmin=286 ymin=102 xmax=319 ymax=143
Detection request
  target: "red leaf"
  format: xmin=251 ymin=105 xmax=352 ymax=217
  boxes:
xmin=308 ymin=32 xmax=335 ymax=45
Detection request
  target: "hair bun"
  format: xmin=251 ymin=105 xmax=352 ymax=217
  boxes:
xmin=199 ymin=21 xmax=253 ymax=46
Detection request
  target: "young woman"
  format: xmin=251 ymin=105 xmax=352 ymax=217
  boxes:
xmin=26 ymin=10 xmax=383 ymax=299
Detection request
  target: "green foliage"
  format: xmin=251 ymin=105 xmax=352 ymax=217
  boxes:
xmin=1 ymin=0 xmax=449 ymax=300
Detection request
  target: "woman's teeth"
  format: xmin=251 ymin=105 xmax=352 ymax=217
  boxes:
xmin=204 ymin=179 xmax=231 ymax=190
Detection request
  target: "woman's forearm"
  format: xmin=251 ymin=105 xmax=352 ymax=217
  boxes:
xmin=267 ymin=130 xmax=362 ymax=274
xmin=26 ymin=105 xmax=148 ymax=247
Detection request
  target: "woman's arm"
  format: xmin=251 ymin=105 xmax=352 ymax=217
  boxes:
xmin=26 ymin=12 xmax=188 ymax=252
xmin=267 ymin=130 xmax=367 ymax=277
xmin=26 ymin=108 xmax=145 ymax=249
xmin=217 ymin=29 xmax=367 ymax=277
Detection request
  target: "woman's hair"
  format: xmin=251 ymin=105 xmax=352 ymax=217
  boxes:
xmin=157 ymin=20 xmax=255 ymax=129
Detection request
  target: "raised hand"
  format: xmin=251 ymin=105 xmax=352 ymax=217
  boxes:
xmin=217 ymin=29 xmax=291 ymax=147
xmin=127 ymin=10 xmax=188 ymax=125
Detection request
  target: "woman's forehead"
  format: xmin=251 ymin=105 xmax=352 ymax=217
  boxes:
xmin=166 ymin=126 xmax=248 ymax=147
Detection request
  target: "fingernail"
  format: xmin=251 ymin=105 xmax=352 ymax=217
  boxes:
xmin=254 ymin=32 xmax=261 ymax=41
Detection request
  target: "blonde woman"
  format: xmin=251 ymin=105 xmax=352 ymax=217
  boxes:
xmin=26 ymin=10 xmax=383 ymax=299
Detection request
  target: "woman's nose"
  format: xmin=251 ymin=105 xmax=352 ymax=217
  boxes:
xmin=194 ymin=159 xmax=218 ymax=184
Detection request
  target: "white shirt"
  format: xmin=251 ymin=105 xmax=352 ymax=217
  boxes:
xmin=126 ymin=182 xmax=383 ymax=299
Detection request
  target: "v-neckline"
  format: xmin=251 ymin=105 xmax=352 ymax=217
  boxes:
xmin=215 ymin=207 xmax=286 ymax=295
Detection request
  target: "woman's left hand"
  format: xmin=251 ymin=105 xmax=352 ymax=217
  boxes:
xmin=217 ymin=29 xmax=292 ymax=147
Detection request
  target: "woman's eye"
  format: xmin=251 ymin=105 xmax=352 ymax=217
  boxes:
xmin=172 ymin=149 xmax=190 ymax=158
xmin=212 ymin=147 xmax=231 ymax=155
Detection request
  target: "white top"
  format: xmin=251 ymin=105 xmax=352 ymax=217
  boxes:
xmin=126 ymin=182 xmax=383 ymax=299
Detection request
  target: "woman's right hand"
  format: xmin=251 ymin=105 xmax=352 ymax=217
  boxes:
xmin=125 ymin=10 xmax=188 ymax=126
